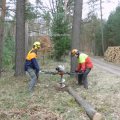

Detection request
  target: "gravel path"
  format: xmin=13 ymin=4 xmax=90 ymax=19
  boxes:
xmin=92 ymin=57 xmax=120 ymax=76
xmin=83 ymin=57 xmax=120 ymax=120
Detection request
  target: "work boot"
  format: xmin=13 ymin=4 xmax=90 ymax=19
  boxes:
xmin=78 ymin=80 xmax=83 ymax=85
xmin=84 ymin=86 xmax=88 ymax=89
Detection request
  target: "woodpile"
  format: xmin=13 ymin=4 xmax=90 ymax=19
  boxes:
xmin=104 ymin=46 xmax=120 ymax=64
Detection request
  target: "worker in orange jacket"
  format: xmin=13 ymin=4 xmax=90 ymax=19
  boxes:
xmin=71 ymin=49 xmax=93 ymax=89
xmin=25 ymin=41 xmax=41 ymax=92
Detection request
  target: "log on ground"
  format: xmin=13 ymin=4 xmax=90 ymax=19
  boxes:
xmin=67 ymin=87 xmax=104 ymax=120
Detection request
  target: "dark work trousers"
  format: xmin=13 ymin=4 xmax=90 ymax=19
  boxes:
xmin=78 ymin=68 xmax=91 ymax=89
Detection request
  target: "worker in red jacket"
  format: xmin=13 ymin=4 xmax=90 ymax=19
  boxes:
xmin=25 ymin=41 xmax=41 ymax=92
xmin=71 ymin=49 xmax=93 ymax=89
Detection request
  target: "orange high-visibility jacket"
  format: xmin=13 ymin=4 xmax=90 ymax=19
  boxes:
xmin=24 ymin=49 xmax=40 ymax=74
xmin=76 ymin=53 xmax=93 ymax=72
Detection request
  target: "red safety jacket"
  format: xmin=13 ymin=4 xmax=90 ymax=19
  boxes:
xmin=76 ymin=53 xmax=93 ymax=72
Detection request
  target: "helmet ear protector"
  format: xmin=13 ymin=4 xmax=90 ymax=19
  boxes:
xmin=76 ymin=50 xmax=79 ymax=56
xmin=33 ymin=41 xmax=41 ymax=49
xmin=33 ymin=44 xmax=40 ymax=49
xmin=71 ymin=49 xmax=79 ymax=56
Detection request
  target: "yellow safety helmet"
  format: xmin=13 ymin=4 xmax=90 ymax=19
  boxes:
xmin=71 ymin=49 xmax=79 ymax=56
xmin=33 ymin=41 xmax=41 ymax=49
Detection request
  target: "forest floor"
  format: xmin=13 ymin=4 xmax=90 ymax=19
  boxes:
xmin=0 ymin=56 xmax=120 ymax=120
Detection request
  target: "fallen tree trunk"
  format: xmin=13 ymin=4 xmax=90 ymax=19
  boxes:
xmin=67 ymin=87 xmax=104 ymax=120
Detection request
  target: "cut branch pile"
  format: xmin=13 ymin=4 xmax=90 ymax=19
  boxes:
xmin=104 ymin=46 xmax=120 ymax=64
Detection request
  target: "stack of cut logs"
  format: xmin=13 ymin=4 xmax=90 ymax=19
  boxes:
xmin=104 ymin=46 xmax=120 ymax=64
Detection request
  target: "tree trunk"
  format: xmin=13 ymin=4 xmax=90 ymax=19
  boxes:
xmin=0 ymin=0 xmax=6 ymax=77
xmin=67 ymin=87 xmax=104 ymax=120
xmin=71 ymin=0 xmax=83 ymax=73
xmin=100 ymin=0 xmax=104 ymax=55
xmin=25 ymin=22 xmax=28 ymax=56
xmin=15 ymin=0 xmax=25 ymax=76
xmin=25 ymin=0 xmax=29 ymax=56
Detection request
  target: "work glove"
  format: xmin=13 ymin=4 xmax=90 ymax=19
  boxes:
xmin=35 ymin=70 xmax=39 ymax=80
xmin=79 ymin=70 xmax=84 ymax=74
xmin=36 ymin=73 xmax=39 ymax=80
xmin=39 ymin=69 xmax=42 ymax=73
xmin=75 ymin=70 xmax=84 ymax=74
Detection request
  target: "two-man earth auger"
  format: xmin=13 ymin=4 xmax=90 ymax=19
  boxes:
xmin=40 ymin=65 xmax=67 ymax=88
xmin=40 ymin=66 xmax=104 ymax=120
xmin=40 ymin=65 xmax=82 ymax=88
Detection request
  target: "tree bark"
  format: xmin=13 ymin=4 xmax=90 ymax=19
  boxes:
xmin=100 ymin=0 xmax=104 ymax=55
xmin=67 ymin=87 xmax=104 ymax=120
xmin=25 ymin=22 xmax=28 ymax=56
xmin=25 ymin=0 xmax=29 ymax=56
xmin=71 ymin=0 xmax=83 ymax=73
xmin=15 ymin=0 xmax=25 ymax=76
xmin=0 ymin=0 xmax=6 ymax=77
